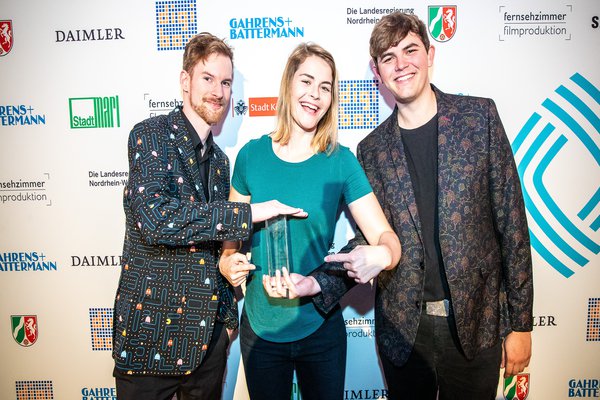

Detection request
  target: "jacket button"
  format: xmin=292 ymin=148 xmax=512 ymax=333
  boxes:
xmin=415 ymin=301 xmax=421 ymax=309
xmin=419 ymin=261 xmax=425 ymax=270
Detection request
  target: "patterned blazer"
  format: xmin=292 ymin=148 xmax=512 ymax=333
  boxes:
xmin=112 ymin=107 xmax=252 ymax=376
xmin=313 ymin=86 xmax=533 ymax=366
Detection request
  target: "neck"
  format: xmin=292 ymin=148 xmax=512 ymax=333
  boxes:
xmin=182 ymin=104 xmax=211 ymax=143
xmin=396 ymin=86 xmax=437 ymax=130
xmin=273 ymin=129 xmax=315 ymax=162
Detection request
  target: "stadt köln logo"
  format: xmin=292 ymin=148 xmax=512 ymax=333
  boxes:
xmin=504 ymin=373 xmax=530 ymax=400
xmin=0 ymin=20 xmax=13 ymax=56
xmin=11 ymin=315 xmax=38 ymax=347
xmin=428 ymin=6 xmax=457 ymax=42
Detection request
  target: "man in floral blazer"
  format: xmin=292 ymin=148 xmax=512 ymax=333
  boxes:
xmin=311 ymin=12 xmax=533 ymax=399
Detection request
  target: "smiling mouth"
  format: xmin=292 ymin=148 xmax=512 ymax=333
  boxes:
xmin=300 ymin=102 xmax=319 ymax=113
xmin=207 ymin=101 xmax=223 ymax=110
xmin=395 ymin=73 xmax=415 ymax=82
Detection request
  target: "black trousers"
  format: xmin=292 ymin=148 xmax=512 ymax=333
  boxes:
xmin=381 ymin=313 xmax=502 ymax=400
xmin=113 ymin=321 xmax=229 ymax=400
xmin=240 ymin=307 xmax=347 ymax=400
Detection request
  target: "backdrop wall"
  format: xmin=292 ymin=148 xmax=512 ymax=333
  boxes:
xmin=1 ymin=1 xmax=598 ymax=399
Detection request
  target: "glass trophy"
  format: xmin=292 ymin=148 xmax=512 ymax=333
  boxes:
xmin=265 ymin=215 xmax=290 ymax=277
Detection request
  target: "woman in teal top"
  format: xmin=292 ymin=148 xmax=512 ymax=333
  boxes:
xmin=220 ymin=43 xmax=401 ymax=399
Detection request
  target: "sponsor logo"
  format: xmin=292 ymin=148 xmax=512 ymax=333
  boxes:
xmin=55 ymin=28 xmax=124 ymax=42
xmin=532 ymin=315 xmax=557 ymax=327
xmin=0 ymin=20 xmax=13 ymax=56
xmin=0 ymin=174 xmax=51 ymax=206
xmin=346 ymin=7 xmax=414 ymax=25
xmin=500 ymin=5 xmax=572 ymax=40
xmin=588 ymin=298 xmax=600 ymax=342
xmin=339 ymin=80 xmax=379 ymax=130
xmin=71 ymin=255 xmax=122 ymax=267
xmin=90 ymin=308 xmax=112 ymax=351
xmin=156 ymin=0 xmax=196 ymax=51
xmin=344 ymin=389 xmax=389 ymax=399
xmin=0 ymin=105 xmax=46 ymax=126
xmin=248 ymin=97 xmax=277 ymax=117
xmin=11 ymin=315 xmax=38 ymax=347
xmin=145 ymin=93 xmax=183 ymax=117
xmin=0 ymin=252 xmax=57 ymax=272
xmin=229 ymin=17 xmax=304 ymax=40
xmin=428 ymin=6 xmax=457 ymax=42
xmin=345 ymin=317 xmax=375 ymax=339
xmin=88 ymin=170 xmax=128 ymax=188
xmin=568 ymin=379 xmax=600 ymax=397
xmin=69 ymin=96 xmax=120 ymax=129
xmin=16 ymin=380 xmax=53 ymax=399
xmin=511 ymin=73 xmax=600 ymax=278
xmin=233 ymin=99 xmax=248 ymax=117
xmin=504 ymin=373 xmax=530 ymax=400
xmin=81 ymin=387 xmax=117 ymax=400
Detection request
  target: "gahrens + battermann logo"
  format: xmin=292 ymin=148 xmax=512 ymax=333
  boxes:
xmin=229 ymin=16 xmax=304 ymax=39
xmin=0 ymin=251 xmax=57 ymax=271
xmin=81 ymin=387 xmax=117 ymax=400
xmin=0 ymin=105 xmax=46 ymax=126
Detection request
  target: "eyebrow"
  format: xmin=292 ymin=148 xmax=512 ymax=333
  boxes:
xmin=201 ymin=71 xmax=232 ymax=82
xmin=300 ymin=73 xmax=332 ymax=86
xmin=380 ymin=42 xmax=421 ymax=58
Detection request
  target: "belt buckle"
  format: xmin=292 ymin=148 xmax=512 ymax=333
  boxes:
xmin=426 ymin=299 xmax=450 ymax=317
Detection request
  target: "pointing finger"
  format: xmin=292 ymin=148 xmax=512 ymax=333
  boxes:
xmin=324 ymin=253 xmax=353 ymax=263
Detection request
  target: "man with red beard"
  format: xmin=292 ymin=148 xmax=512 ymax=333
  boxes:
xmin=112 ymin=32 xmax=306 ymax=400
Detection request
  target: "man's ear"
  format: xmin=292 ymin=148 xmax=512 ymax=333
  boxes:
xmin=180 ymin=70 xmax=190 ymax=93
xmin=369 ymin=59 xmax=382 ymax=82
xmin=427 ymin=45 xmax=435 ymax=68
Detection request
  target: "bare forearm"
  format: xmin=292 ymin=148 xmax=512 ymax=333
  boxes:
xmin=378 ymin=230 xmax=401 ymax=270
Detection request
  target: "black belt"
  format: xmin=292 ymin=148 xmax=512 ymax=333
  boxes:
xmin=423 ymin=299 xmax=452 ymax=317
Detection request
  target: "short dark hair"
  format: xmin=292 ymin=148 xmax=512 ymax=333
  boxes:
xmin=369 ymin=12 xmax=430 ymax=64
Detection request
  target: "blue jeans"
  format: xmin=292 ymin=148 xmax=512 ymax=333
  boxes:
xmin=240 ymin=306 xmax=347 ymax=400
xmin=381 ymin=312 xmax=502 ymax=400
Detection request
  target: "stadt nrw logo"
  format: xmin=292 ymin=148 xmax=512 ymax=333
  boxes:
xmin=512 ymin=73 xmax=600 ymax=278
xmin=0 ymin=20 xmax=13 ymax=56
xmin=69 ymin=96 xmax=120 ymax=129
xmin=11 ymin=315 xmax=38 ymax=347
xmin=504 ymin=373 xmax=530 ymax=400
xmin=428 ymin=6 xmax=457 ymax=42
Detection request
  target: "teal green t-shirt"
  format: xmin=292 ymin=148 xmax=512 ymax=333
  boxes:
xmin=232 ymin=134 xmax=372 ymax=342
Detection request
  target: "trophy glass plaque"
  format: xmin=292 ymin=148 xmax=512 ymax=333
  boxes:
xmin=265 ymin=215 xmax=290 ymax=277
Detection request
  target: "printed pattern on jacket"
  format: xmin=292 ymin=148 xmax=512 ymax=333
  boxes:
xmin=112 ymin=108 xmax=252 ymax=375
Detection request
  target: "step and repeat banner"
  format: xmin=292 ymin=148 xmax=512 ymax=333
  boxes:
xmin=1 ymin=0 xmax=599 ymax=399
